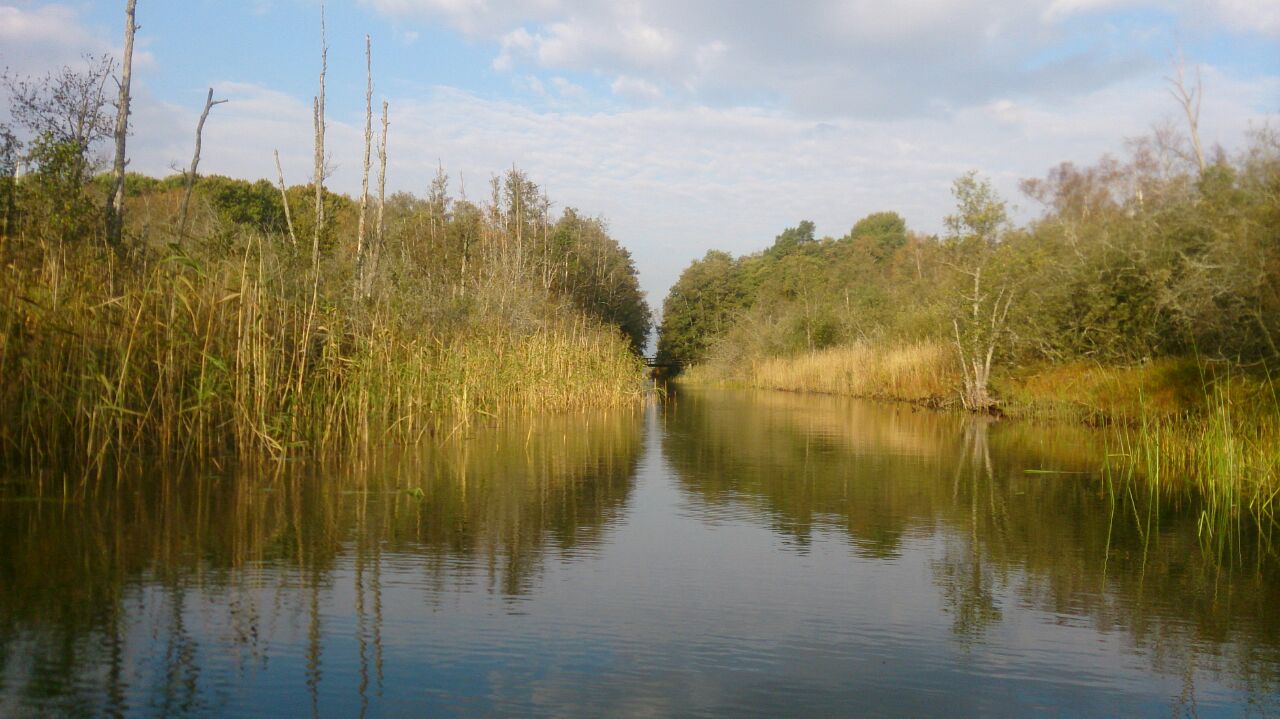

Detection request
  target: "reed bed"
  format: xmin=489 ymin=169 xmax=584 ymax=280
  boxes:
xmin=678 ymin=339 xmax=1280 ymax=553
xmin=682 ymin=340 xmax=959 ymax=405
xmin=1104 ymin=377 xmax=1280 ymax=560
xmin=0 ymin=242 xmax=644 ymax=475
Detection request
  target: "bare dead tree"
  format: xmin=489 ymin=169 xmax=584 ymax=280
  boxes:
xmin=375 ymin=100 xmax=388 ymax=258
xmin=177 ymin=87 xmax=227 ymax=235
xmin=311 ymin=1 xmax=327 ymax=274
xmin=1168 ymin=56 xmax=1206 ymax=174
xmin=106 ymin=0 xmax=137 ymax=250
xmin=354 ymin=34 xmax=372 ymax=299
xmin=359 ymin=99 xmax=390 ymax=298
xmin=297 ymin=1 xmax=327 ymax=403
xmin=274 ymin=149 xmax=297 ymax=246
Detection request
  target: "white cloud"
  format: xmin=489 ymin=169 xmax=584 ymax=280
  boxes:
xmin=7 ymin=0 xmax=1279 ymax=303
xmin=493 ymin=27 xmax=534 ymax=71
xmin=0 ymin=4 xmax=105 ymax=74
xmin=368 ymin=0 xmax=1279 ymax=117
xmin=550 ymin=76 xmax=586 ymax=100
xmin=1207 ymin=0 xmax=1280 ymax=35
xmin=1042 ymin=0 xmax=1138 ymax=22
xmin=360 ymin=0 xmax=563 ymax=35
xmin=610 ymin=75 xmax=662 ymax=102
xmin=121 ymin=65 xmax=1272 ymax=299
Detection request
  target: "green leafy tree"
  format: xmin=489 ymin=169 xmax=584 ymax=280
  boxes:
xmin=944 ymin=172 xmax=1011 ymax=410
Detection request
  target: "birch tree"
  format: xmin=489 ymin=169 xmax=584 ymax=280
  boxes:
xmin=945 ymin=172 xmax=1011 ymax=412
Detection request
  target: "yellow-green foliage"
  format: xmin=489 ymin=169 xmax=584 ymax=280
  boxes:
xmin=0 ymin=243 xmax=643 ymax=473
xmin=1105 ymin=376 xmax=1280 ymax=553
xmin=682 ymin=340 xmax=959 ymax=405
xmin=994 ymin=358 xmax=1209 ymax=423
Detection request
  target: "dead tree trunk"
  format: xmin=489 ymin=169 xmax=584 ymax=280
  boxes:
xmin=1169 ymin=57 xmax=1206 ymax=174
xmin=354 ymin=35 xmax=372 ymax=300
xmin=311 ymin=2 xmax=327 ymax=275
xmin=274 ymin=149 xmax=297 ymax=246
xmin=296 ymin=0 xmax=326 ymax=405
xmin=178 ymin=88 xmax=227 ymax=235
xmin=106 ymin=0 xmax=137 ymax=250
xmin=372 ymin=99 xmax=388 ymax=291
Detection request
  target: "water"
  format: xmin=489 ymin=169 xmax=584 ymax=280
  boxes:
xmin=2 ymin=387 xmax=1278 ymax=717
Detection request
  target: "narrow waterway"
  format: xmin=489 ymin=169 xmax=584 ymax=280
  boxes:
xmin=1 ymin=387 xmax=1277 ymax=717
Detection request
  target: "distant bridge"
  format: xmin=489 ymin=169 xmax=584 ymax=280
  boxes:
xmin=642 ymin=356 xmax=682 ymax=371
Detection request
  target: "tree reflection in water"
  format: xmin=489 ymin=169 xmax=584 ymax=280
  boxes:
xmin=0 ymin=408 xmax=643 ymax=717
xmin=661 ymin=387 xmax=1280 ymax=698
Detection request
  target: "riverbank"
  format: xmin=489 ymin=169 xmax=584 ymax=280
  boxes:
xmin=675 ymin=342 xmax=1280 ymax=532
xmin=0 ymin=225 xmax=647 ymax=475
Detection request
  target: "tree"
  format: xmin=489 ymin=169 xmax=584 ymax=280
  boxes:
xmin=944 ymin=172 xmax=1011 ymax=411
xmin=766 ymin=220 xmax=815 ymax=258
xmin=1167 ymin=56 xmax=1206 ymax=175
xmin=106 ymin=0 xmax=137 ymax=249
xmin=848 ymin=211 xmax=907 ymax=260
xmin=657 ymin=250 xmax=744 ymax=365
xmin=178 ymin=88 xmax=227 ymax=236
xmin=2 ymin=55 xmax=116 ymax=243
xmin=0 ymin=125 xmax=18 ymax=237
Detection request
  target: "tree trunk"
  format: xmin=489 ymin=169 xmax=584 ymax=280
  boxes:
xmin=106 ymin=0 xmax=137 ymax=250
xmin=1169 ymin=57 xmax=1206 ymax=174
xmin=178 ymin=87 xmax=227 ymax=236
xmin=354 ymin=35 xmax=372 ymax=300
xmin=311 ymin=2 xmax=327 ymax=275
xmin=371 ymin=99 xmax=388 ymax=296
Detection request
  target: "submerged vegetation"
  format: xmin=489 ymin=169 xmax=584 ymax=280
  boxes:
xmin=0 ymin=17 xmax=650 ymax=474
xmin=659 ymin=110 xmax=1280 ymax=528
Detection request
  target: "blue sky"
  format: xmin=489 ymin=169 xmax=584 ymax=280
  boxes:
xmin=2 ymin=0 xmax=1278 ymax=301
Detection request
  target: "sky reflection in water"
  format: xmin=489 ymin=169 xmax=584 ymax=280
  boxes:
xmin=1 ymin=388 xmax=1277 ymax=717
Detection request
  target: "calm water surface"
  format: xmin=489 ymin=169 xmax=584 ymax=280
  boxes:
xmin=2 ymin=387 xmax=1278 ymax=717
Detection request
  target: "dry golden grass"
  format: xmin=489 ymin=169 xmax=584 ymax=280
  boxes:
xmin=682 ymin=341 xmax=959 ymax=405
xmin=677 ymin=342 xmax=1280 ymax=532
xmin=0 ymin=243 xmax=644 ymax=475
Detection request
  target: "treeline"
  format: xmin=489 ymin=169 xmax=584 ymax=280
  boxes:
xmin=0 ymin=43 xmax=650 ymax=472
xmin=658 ymin=124 xmax=1280 ymax=402
xmin=83 ymin=168 xmax=651 ymax=353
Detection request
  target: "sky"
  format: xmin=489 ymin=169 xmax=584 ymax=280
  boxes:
xmin=1 ymin=1 xmax=1278 ymax=305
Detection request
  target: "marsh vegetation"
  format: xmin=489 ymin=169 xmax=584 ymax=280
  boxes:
xmin=659 ymin=111 xmax=1280 ymax=544
xmin=0 ymin=8 xmax=651 ymax=476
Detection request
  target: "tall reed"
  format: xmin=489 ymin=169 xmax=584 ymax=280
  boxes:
xmin=1106 ymin=373 xmax=1279 ymax=561
xmin=681 ymin=340 xmax=959 ymax=406
xmin=0 ymin=240 xmax=644 ymax=476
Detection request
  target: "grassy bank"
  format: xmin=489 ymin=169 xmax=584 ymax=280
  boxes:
xmin=0 ymin=240 xmax=645 ymax=475
xmin=680 ymin=341 xmax=959 ymax=406
xmin=676 ymin=343 xmax=1280 ymax=539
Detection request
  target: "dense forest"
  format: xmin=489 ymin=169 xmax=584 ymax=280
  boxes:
xmin=0 ymin=41 xmax=650 ymax=471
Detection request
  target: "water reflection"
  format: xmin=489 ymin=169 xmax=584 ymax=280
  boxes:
xmin=1 ymin=389 xmax=1278 ymax=717
xmin=0 ymin=409 xmax=642 ymax=717
xmin=662 ymin=388 xmax=1280 ymax=703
